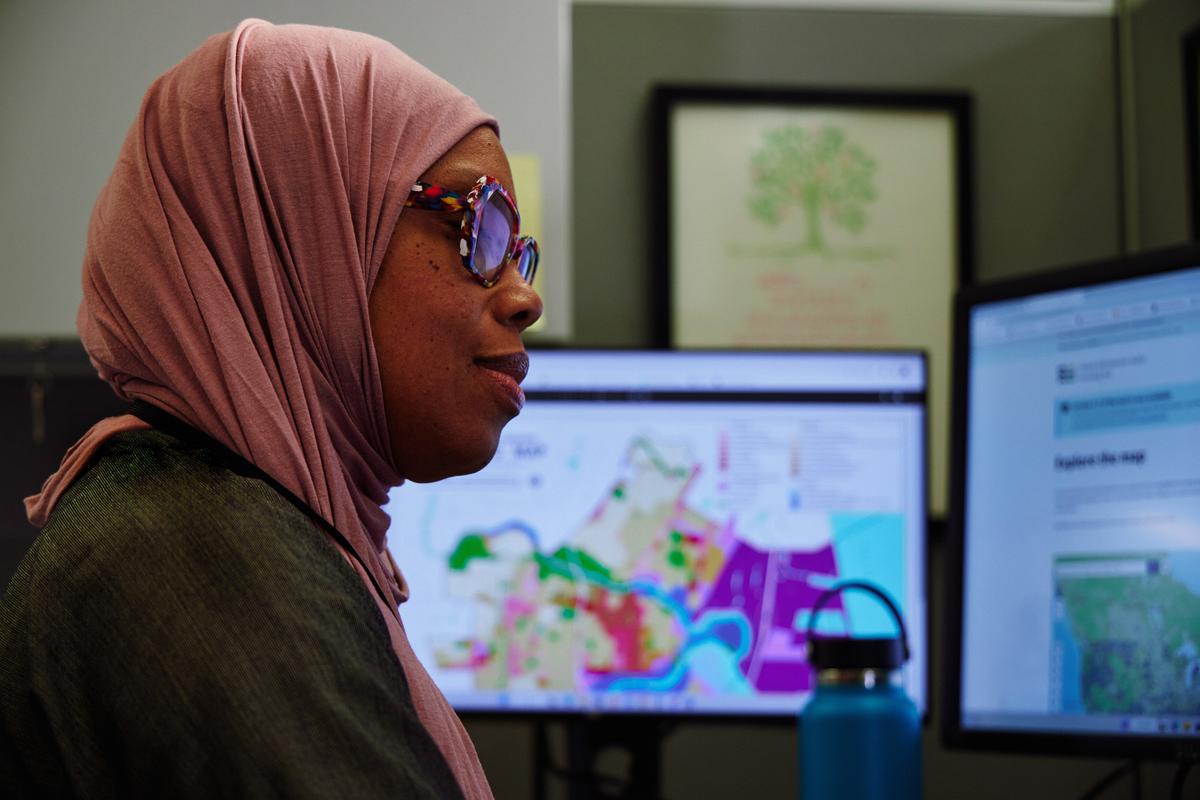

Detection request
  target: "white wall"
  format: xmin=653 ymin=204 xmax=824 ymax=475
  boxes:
xmin=0 ymin=0 xmax=571 ymax=339
xmin=575 ymin=0 xmax=1114 ymax=15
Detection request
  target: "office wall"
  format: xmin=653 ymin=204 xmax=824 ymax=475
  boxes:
xmin=0 ymin=0 xmax=572 ymax=339
xmin=1131 ymin=0 xmax=1200 ymax=248
xmin=570 ymin=4 xmax=1123 ymax=350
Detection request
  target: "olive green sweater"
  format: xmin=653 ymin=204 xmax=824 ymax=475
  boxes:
xmin=0 ymin=429 xmax=464 ymax=799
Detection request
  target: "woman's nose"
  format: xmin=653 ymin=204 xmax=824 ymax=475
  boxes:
xmin=494 ymin=265 xmax=544 ymax=332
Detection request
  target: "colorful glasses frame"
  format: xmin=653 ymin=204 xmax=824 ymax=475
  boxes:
xmin=403 ymin=175 xmax=539 ymax=288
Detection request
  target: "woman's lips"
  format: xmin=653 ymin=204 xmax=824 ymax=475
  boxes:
xmin=474 ymin=352 xmax=529 ymax=383
xmin=474 ymin=352 xmax=529 ymax=411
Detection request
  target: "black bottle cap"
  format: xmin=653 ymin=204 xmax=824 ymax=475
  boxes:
xmin=804 ymin=581 xmax=911 ymax=671
xmin=807 ymin=635 xmax=906 ymax=671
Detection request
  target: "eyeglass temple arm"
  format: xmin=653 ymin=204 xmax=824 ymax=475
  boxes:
xmin=403 ymin=183 xmax=467 ymax=212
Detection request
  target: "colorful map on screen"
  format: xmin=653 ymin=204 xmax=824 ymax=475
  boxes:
xmin=1053 ymin=552 xmax=1200 ymax=716
xmin=397 ymin=418 xmax=907 ymax=701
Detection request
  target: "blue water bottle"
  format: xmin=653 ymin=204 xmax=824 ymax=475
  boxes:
xmin=799 ymin=580 xmax=922 ymax=800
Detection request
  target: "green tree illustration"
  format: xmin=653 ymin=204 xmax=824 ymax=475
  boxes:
xmin=748 ymin=125 xmax=877 ymax=253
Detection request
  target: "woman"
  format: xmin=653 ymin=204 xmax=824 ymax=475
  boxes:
xmin=0 ymin=19 xmax=541 ymax=799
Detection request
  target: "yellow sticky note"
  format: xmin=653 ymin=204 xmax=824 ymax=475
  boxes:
xmin=508 ymin=154 xmax=546 ymax=332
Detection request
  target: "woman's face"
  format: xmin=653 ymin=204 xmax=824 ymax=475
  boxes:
xmin=370 ymin=127 xmax=543 ymax=483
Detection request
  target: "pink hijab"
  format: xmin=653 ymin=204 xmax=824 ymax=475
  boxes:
xmin=25 ymin=19 xmax=495 ymax=798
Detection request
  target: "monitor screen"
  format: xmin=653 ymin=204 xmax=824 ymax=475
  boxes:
xmin=384 ymin=349 xmax=927 ymax=717
xmin=947 ymin=245 xmax=1200 ymax=757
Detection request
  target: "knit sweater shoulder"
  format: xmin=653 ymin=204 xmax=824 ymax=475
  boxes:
xmin=0 ymin=428 xmax=463 ymax=799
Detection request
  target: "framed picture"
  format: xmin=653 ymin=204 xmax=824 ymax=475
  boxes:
xmin=1186 ymin=21 xmax=1200 ymax=240
xmin=652 ymin=85 xmax=972 ymax=515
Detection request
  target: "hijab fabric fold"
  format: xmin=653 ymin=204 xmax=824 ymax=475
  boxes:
xmin=24 ymin=19 xmax=496 ymax=797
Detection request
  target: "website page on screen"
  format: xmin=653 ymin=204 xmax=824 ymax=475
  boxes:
xmin=962 ymin=267 xmax=1200 ymax=738
xmin=385 ymin=351 xmax=926 ymax=716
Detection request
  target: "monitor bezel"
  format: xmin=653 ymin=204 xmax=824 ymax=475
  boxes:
xmin=943 ymin=243 xmax=1200 ymax=761
xmin=395 ymin=345 xmax=931 ymax=724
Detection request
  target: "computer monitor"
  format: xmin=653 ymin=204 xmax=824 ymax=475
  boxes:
xmin=945 ymin=244 xmax=1200 ymax=760
xmin=384 ymin=348 xmax=927 ymax=717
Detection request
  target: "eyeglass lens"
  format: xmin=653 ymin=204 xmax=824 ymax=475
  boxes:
xmin=515 ymin=241 xmax=537 ymax=283
xmin=475 ymin=190 xmax=516 ymax=281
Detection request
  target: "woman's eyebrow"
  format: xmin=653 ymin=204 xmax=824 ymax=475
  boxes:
xmin=434 ymin=167 xmax=485 ymax=191
xmin=434 ymin=167 xmax=513 ymax=197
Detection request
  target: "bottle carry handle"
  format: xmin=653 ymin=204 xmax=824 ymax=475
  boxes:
xmin=806 ymin=580 xmax=911 ymax=664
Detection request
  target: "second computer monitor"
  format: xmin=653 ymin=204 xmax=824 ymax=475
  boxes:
xmin=946 ymin=244 xmax=1200 ymax=759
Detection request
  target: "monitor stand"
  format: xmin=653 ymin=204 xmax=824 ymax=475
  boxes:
xmin=533 ymin=717 xmax=674 ymax=800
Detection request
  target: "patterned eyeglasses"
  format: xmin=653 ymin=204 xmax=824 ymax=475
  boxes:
xmin=404 ymin=176 xmax=538 ymax=288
